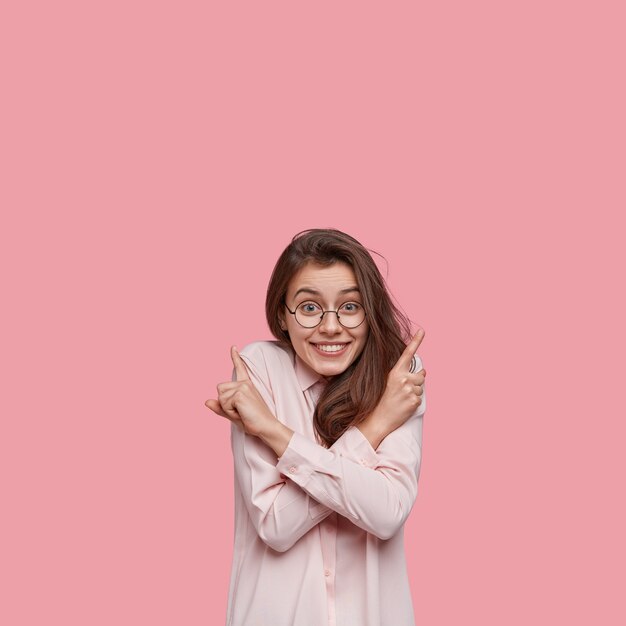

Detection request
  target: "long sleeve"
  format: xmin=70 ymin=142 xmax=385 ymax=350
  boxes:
xmin=231 ymin=345 xmax=426 ymax=550
xmin=276 ymin=390 xmax=425 ymax=542
xmin=231 ymin=354 xmax=337 ymax=553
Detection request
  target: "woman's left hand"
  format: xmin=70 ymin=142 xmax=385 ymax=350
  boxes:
xmin=205 ymin=346 xmax=277 ymax=438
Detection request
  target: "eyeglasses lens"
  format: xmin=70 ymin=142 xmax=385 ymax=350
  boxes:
xmin=295 ymin=302 xmax=365 ymax=328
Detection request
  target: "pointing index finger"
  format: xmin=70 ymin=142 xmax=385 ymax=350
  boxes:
xmin=231 ymin=345 xmax=251 ymax=381
xmin=396 ymin=329 xmax=425 ymax=371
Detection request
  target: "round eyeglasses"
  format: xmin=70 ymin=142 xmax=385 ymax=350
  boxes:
xmin=284 ymin=300 xmax=367 ymax=329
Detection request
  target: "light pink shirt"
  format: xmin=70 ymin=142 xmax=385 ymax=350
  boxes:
xmin=226 ymin=340 xmax=426 ymax=626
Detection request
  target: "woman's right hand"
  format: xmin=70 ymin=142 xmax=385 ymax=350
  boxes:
xmin=205 ymin=346 xmax=279 ymax=438
xmin=367 ymin=329 xmax=427 ymax=438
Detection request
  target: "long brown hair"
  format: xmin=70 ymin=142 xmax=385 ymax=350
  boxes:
xmin=266 ymin=228 xmax=414 ymax=448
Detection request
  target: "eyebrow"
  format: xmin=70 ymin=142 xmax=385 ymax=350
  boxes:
xmin=293 ymin=286 xmax=361 ymax=299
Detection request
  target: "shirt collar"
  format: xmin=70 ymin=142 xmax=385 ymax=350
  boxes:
xmin=294 ymin=352 xmax=325 ymax=392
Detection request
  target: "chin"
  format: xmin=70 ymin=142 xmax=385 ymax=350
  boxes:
xmin=309 ymin=355 xmax=354 ymax=376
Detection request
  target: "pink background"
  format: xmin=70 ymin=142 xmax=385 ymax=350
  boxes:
xmin=2 ymin=1 xmax=624 ymax=625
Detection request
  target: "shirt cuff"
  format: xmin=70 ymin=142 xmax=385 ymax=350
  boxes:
xmin=275 ymin=427 xmax=380 ymax=488
xmin=276 ymin=431 xmax=327 ymax=486
xmin=333 ymin=426 xmax=380 ymax=468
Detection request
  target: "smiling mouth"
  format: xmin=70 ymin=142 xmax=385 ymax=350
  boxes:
xmin=310 ymin=342 xmax=351 ymax=355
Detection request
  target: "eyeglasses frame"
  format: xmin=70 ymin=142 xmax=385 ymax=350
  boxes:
xmin=283 ymin=298 xmax=367 ymax=329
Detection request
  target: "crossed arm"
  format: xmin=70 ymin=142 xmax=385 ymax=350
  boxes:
xmin=230 ymin=350 xmax=426 ymax=552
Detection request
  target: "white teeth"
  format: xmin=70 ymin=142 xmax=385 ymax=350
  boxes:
xmin=314 ymin=343 xmax=348 ymax=352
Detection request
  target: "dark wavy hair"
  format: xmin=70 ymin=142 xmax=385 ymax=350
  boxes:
xmin=265 ymin=228 xmax=414 ymax=448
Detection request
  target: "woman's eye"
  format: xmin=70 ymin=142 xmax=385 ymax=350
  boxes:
xmin=301 ymin=302 xmax=320 ymax=313
xmin=341 ymin=302 xmax=361 ymax=312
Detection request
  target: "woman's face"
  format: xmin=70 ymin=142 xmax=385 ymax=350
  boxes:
xmin=280 ymin=261 xmax=370 ymax=379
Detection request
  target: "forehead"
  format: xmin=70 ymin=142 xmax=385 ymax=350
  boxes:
xmin=287 ymin=262 xmax=358 ymax=298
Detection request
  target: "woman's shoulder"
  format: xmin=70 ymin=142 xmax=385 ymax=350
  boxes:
xmin=238 ymin=340 xmax=294 ymax=374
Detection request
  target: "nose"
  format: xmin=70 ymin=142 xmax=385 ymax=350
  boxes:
xmin=318 ymin=311 xmax=342 ymax=334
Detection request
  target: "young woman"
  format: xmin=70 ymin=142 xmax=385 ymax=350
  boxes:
xmin=205 ymin=228 xmax=427 ymax=626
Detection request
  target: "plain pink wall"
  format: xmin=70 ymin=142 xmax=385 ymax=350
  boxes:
xmin=2 ymin=1 xmax=624 ymax=625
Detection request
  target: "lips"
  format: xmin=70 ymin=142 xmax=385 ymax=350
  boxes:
xmin=310 ymin=342 xmax=351 ymax=356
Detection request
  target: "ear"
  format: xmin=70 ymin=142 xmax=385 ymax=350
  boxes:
xmin=278 ymin=312 xmax=287 ymax=331
xmin=278 ymin=298 xmax=289 ymax=331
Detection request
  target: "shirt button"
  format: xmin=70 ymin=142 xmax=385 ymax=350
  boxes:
xmin=359 ymin=458 xmax=366 ymax=465
xmin=324 ymin=569 xmax=331 ymax=577
xmin=289 ymin=466 xmax=297 ymax=473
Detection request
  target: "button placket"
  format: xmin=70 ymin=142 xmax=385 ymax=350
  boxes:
xmin=320 ymin=513 xmax=338 ymax=625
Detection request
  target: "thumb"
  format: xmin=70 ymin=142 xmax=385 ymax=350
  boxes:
xmin=205 ymin=398 xmax=227 ymax=418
